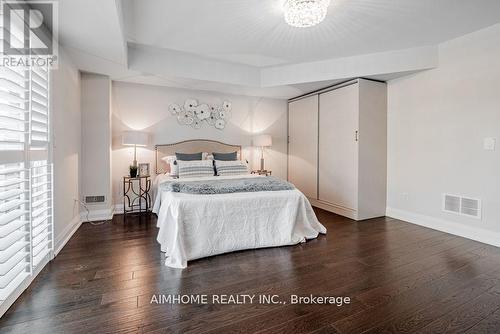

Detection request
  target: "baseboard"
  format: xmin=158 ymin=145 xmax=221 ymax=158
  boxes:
xmin=113 ymin=203 xmax=124 ymax=215
xmin=80 ymin=206 xmax=114 ymax=222
xmin=386 ymin=207 xmax=500 ymax=248
xmin=54 ymin=215 xmax=82 ymax=256
xmin=309 ymin=198 xmax=358 ymax=220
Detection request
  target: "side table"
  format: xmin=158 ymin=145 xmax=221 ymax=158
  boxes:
xmin=123 ymin=175 xmax=151 ymax=220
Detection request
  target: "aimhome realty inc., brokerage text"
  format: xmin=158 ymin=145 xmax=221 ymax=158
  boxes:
xmin=150 ymin=294 xmax=351 ymax=306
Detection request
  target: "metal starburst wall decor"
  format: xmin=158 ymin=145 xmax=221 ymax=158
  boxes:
xmin=169 ymin=99 xmax=232 ymax=130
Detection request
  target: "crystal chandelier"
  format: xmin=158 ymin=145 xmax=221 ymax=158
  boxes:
xmin=284 ymin=0 xmax=331 ymax=28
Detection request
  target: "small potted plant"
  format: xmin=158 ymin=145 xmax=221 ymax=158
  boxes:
xmin=129 ymin=165 xmax=138 ymax=178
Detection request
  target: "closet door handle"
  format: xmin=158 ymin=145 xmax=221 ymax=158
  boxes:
xmin=355 ymin=130 xmax=359 ymax=142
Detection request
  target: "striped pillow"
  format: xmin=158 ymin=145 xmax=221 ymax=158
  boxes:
xmin=177 ymin=160 xmax=214 ymax=178
xmin=214 ymin=160 xmax=249 ymax=176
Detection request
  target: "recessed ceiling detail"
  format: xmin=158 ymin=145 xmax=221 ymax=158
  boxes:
xmin=57 ymin=0 xmax=500 ymax=98
xmin=284 ymin=0 xmax=331 ymax=28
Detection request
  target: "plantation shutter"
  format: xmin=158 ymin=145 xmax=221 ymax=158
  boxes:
xmin=0 ymin=6 xmax=53 ymax=310
xmin=29 ymin=63 xmax=52 ymax=268
xmin=0 ymin=62 xmax=31 ymax=302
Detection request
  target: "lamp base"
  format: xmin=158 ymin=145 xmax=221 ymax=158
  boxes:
xmin=260 ymin=158 xmax=265 ymax=171
xmin=133 ymin=145 xmax=138 ymax=167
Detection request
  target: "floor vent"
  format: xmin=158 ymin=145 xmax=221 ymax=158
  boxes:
xmin=85 ymin=195 xmax=105 ymax=203
xmin=443 ymin=194 xmax=481 ymax=219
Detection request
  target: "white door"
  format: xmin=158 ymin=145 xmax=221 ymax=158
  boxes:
xmin=288 ymin=95 xmax=318 ymax=199
xmin=318 ymin=84 xmax=359 ymax=210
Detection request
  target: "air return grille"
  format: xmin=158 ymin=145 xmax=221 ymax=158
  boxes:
xmin=444 ymin=194 xmax=460 ymax=213
xmin=85 ymin=196 xmax=105 ymax=203
xmin=443 ymin=194 xmax=481 ymax=219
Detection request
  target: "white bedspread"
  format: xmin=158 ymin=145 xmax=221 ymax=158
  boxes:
xmin=153 ymin=175 xmax=326 ymax=268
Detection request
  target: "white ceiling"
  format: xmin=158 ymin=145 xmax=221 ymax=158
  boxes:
xmin=122 ymin=0 xmax=500 ymax=67
xmin=58 ymin=0 xmax=127 ymax=65
xmin=57 ymin=0 xmax=500 ymax=98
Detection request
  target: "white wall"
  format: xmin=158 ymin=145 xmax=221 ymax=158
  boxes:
xmin=81 ymin=73 xmax=113 ymax=218
xmin=387 ymin=23 xmax=500 ymax=245
xmin=111 ymin=81 xmax=288 ymax=207
xmin=51 ymin=46 xmax=82 ymax=253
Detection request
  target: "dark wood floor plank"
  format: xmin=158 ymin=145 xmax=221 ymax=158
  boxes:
xmin=139 ymin=239 xmax=473 ymax=333
xmin=465 ymin=306 xmax=500 ymax=334
xmin=161 ymin=247 xmax=485 ymax=333
xmin=0 ymin=209 xmax=499 ymax=334
xmin=102 ymin=231 xmax=442 ymax=307
xmin=355 ymin=244 xmax=495 ymax=307
xmin=362 ymin=271 xmax=500 ymax=333
xmin=417 ymin=283 xmax=500 ymax=333
xmin=255 ymin=307 xmax=346 ymax=334
xmin=332 ymin=256 xmax=500 ymax=334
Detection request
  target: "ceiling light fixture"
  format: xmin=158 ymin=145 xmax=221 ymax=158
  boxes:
xmin=284 ymin=0 xmax=331 ymax=28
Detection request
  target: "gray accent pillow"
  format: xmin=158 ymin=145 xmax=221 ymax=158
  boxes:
xmin=212 ymin=151 xmax=238 ymax=161
xmin=175 ymin=152 xmax=203 ymax=161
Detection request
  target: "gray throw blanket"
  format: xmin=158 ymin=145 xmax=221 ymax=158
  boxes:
xmin=160 ymin=176 xmax=295 ymax=195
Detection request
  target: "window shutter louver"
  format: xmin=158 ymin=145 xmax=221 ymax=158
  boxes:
xmin=0 ymin=7 xmax=53 ymax=311
xmin=0 ymin=66 xmax=28 ymax=155
xmin=30 ymin=66 xmax=49 ymax=151
xmin=0 ymin=163 xmax=30 ymax=301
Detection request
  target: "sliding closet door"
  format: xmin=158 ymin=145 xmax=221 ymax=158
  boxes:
xmin=318 ymin=84 xmax=359 ymax=210
xmin=288 ymin=95 xmax=318 ymax=199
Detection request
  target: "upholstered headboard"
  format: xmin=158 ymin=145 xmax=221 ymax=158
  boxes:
xmin=155 ymin=139 xmax=242 ymax=174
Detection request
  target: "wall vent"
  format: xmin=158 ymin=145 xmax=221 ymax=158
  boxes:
xmin=85 ymin=195 xmax=105 ymax=203
xmin=443 ymin=194 xmax=481 ymax=219
xmin=460 ymin=197 xmax=481 ymax=218
xmin=443 ymin=194 xmax=460 ymax=213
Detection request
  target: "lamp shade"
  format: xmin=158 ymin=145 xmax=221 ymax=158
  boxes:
xmin=122 ymin=131 xmax=149 ymax=147
xmin=253 ymin=134 xmax=272 ymax=147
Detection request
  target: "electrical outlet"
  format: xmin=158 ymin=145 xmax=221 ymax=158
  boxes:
xmin=402 ymin=192 xmax=409 ymax=201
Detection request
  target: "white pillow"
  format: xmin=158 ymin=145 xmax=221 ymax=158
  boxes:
xmin=161 ymin=155 xmax=178 ymax=177
xmin=177 ymin=160 xmax=215 ymax=178
xmin=161 ymin=155 xmax=176 ymax=163
xmin=214 ymin=160 xmax=249 ymax=176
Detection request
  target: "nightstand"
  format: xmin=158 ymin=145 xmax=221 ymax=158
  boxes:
xmin=251 ymin=170 xmax=272 ymax=176
xmin=123 ymin=175 xmax=151 ymax=220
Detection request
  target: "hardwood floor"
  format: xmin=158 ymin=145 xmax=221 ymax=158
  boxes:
xmin=1 ymin=209 xmax=500 ymax=333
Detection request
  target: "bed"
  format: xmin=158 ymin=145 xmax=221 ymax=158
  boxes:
xmin=153 ymin=140 xmax=326 ymax=268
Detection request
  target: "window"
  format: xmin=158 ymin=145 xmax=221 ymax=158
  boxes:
xmin=0 ymin=11 xmax=52 ymax=314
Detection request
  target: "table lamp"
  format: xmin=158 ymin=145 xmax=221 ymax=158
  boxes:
xmin=253 ymin=134 xmax=272 ymax=171
xmin=122 ymin=131 xmax=149 ymax=167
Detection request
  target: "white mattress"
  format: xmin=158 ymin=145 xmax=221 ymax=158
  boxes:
xmin=153 ymin=174 xmax=326 ymax=268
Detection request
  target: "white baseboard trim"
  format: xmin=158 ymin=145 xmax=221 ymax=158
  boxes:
xmin=114 ymin=203 xmax=124 ymax=215
xmin=80 ymin=206 xmax=114 ymax=222
xmin=54 ymin=215 xmax=82 ymax=256
xmin=386 ymin=207 xmax=500 ymax=248
xmin=309 ymin=198 xmax=358 ymax=220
